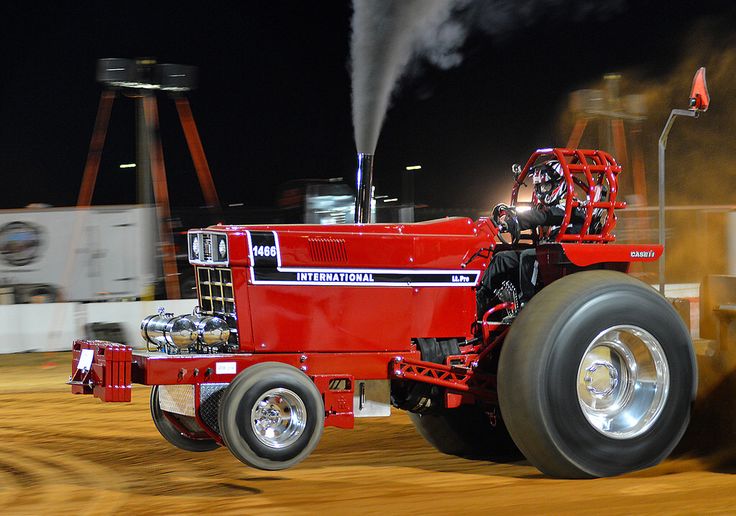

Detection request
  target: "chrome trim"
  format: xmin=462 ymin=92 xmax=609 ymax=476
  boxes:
xmin=576 ymin=325 xmax=669 ymax=440
xmin=188 ymin=230 xmax=229 ymax=266
xmin=250 ymin=388 xmax=307 ymax=449
xmin=141 ymin=310 xmax=232 ymax=351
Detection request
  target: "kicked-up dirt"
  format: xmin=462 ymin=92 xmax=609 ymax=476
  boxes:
xmin=1 ymin=351 xmax=736 ymax=515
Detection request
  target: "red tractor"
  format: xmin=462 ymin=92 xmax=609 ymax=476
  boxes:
xmin=70 ymin=148 xmax=696 ymax=478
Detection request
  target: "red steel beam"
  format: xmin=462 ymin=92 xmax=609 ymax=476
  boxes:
xmin=77 ymin=90 xmax=115 ymax=207
xmin=143 ymin=95 xmax=181 ymax=300
xmin=174 ymin=97 xmax=221 ymax=211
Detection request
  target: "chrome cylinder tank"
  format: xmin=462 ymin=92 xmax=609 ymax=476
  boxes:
xmin=141 ymin=311 xmax=230 ymax=350
xmin=140 ymin=314 xmax=198 ymax=349
xmin=196 ymin=316 xmax=230 ymax=346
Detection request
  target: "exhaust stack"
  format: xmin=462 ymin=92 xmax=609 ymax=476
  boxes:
xmin=354 ymin=153 xmax=374 ymax=223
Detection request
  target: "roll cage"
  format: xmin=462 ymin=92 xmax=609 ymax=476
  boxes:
xmin=510 ymin=148 xmax=626 ymax=243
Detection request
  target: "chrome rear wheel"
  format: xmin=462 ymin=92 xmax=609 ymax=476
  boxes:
xmin=577 ymin=325 xmax=669 ymax=439
xmin=498 ymin=270 xmax=696 ymax=478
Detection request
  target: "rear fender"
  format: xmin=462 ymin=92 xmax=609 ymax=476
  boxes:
xmin=536 ymin=243 xmax=662 ymax=287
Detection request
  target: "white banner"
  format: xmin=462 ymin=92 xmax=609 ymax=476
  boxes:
xmin=0 ymin=299 xmax=197 ymax=354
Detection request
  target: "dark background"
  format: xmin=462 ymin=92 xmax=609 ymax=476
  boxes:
xmin=1 ymin=1 xmax=734 ymax=215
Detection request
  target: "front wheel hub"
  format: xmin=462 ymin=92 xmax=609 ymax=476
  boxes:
xmin=250 ymin=388 xmax=307 ymax=449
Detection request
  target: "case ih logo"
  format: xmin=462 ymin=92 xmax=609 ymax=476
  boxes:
xmin=630 ymin=250 xmax=656 ymax=259
xmin=0 ymin=221 xmax=45 ymax=266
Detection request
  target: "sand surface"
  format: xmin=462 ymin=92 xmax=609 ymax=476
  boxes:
xmin=1 ymin=351 xmax=735 ymax=515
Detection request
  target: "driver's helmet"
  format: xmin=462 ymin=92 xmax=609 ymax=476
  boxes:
xmin=532 ymin=160 xmax=565 ymax=206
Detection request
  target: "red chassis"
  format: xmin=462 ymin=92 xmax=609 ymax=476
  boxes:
xmin=71 ymin=148 xmax=693 ymax=478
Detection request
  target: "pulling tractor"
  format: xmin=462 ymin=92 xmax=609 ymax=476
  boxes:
xmin=70 ymin=147 xmax=696 ymax=478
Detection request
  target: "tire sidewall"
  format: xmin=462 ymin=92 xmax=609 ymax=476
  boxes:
xmin=409 ymin=405 xmax=521 ymax=460
xmin=219 ymin=363 xmax=324 ymax=470
xmin=539 ymin=283 xmax=694 ymax=476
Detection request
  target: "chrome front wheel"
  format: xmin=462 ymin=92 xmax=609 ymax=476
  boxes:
xmin=251 ymin=388 xmax=307 ymax=449
xmin=218 ymin=363 xmax=324 ymax=471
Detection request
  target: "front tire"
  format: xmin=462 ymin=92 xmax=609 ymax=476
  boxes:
xmin=218 ymin=362 xmax=324 ymax=471
xmin=498 ymin=270 xmax=696 ymax=478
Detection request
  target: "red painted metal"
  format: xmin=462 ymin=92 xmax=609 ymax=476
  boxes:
xmin=313 ymin=375 xmax=355 ymax=429
xmin=143 ymin=96 xmax=181 ymax=299
xmin=174 ymin=97 xmax=222 ymax=211
xmin=228 ymin=266 xmax=255 ymax=352
xmin=71 ymin=340 xmax=132 ymax=402
xmin=480 ymin=302 xmax=514 ymax=343
xmin=559 ymin=242 xmax=662 ymax=267
xmin=512 ymin=148 xmax=626 ymax=243
xmin=71 ymin=145 xmax=665 ymax=450
xmin=566 ymin=118 xmax=587 ymax=150
xmin=245 ymin=282 xmax=475 ymax=353
xmin=221 ymin=217 xmax=492 ymax=268
xmin=218 ymin=217 xmax=491 ymax=354
xmin=689 ymin=67 xmax=709 ymax=112
xmin=391 ymin=356 xmax=497 ymax=403
xmin=77 ymin=90 xmax=115 ymax=207
xmin=132 ymin=349 xmax=420 ymax=385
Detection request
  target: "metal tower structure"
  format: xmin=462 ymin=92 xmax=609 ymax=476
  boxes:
xmin=77 ymin=58 xmax=221 ymax=300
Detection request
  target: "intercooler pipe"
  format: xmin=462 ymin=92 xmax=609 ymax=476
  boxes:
xmin=354 ymin=152 xmax=374 ymax=223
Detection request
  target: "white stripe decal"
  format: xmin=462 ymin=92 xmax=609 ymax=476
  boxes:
xmin=246 ymin=230 xmax=481 ymax=287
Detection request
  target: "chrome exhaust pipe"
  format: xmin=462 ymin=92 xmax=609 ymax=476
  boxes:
xmin=354 ymin=153 xmax=374 ymax=223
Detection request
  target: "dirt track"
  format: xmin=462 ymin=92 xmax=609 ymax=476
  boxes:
xmin=2 ymin=352 xmax=736 ymax=515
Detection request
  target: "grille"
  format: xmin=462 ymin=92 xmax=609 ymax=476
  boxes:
xmin=197 ymin=267 xmax=235 ymax=315
xmin=199 ymin=383 xmax=227 ymax=435
xmin=308 ymin=237 xmax=348 ymax=263
xmin=202 ymin=233 xmax=214 ymax=261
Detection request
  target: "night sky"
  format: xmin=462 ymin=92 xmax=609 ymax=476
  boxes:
xmin=1 ymin=1 xmax=735 ymax=217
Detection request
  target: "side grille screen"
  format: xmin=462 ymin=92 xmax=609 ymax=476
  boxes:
xmin=308 ymin=237 xmax=348 ymax=263
xmin=197 ymin=267 xmax=235 ymax=315
xmin=199 ymin=384 xmax=227 ymax=435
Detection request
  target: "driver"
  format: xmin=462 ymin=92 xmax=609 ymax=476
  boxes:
xmin=477 ymin=159 xmax=586 ymax=317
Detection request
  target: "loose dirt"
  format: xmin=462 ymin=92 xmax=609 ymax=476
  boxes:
xmin=1 ymin=352 xmax=735 ymax=515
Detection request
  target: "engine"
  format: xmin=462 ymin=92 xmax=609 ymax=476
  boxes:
xmin=139 ymin=227 xmax=239 ymax=355
xmin=140 ymin=307 xmax=234 ymax=354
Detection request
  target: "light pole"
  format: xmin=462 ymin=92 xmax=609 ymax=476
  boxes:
xmin=657 ymin=67 xmax=709 ymax=294
xmin=402 ymin=165 xmax=421 ymax=222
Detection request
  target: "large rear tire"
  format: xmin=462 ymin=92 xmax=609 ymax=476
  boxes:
xmin=409 ymin=405 xmax=520 ymax=460
xmin=218 ymin=362 xmax=324 ymax=471
xmin=405 ymin=338 xmax=521 ymax=460
xmin=498 ymin=270 xmax=696 ymax=478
